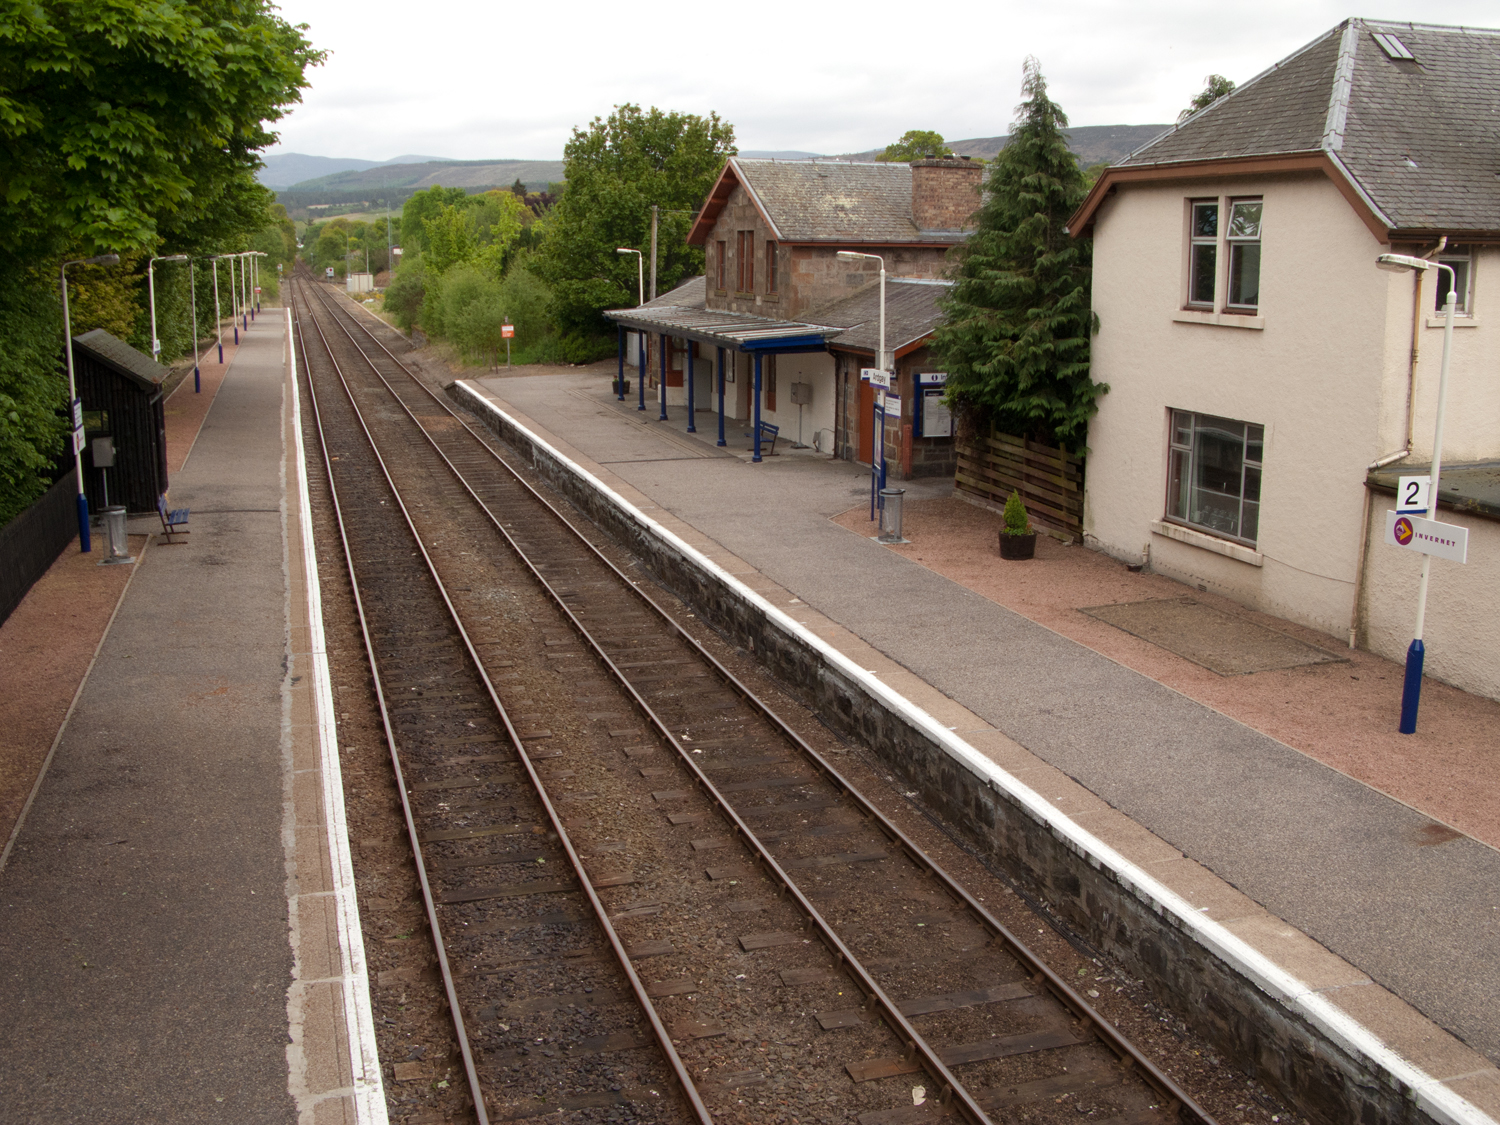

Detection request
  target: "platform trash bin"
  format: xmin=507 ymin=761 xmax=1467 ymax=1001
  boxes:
xmin=878 ymin=488 xmax=907 ymax=543
xmin=101 ymin=505 xmax=135 ymax=565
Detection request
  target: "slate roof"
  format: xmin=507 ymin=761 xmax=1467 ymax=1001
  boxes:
xmin=72 ymin=329 xmax=168 ymax=392
xmin=608 ymin=276 xmax=950 ymax=356
xmin=1111 ymin=19 xmax=1500 ymax=234
xmin=810 ymin=278 xmax=953 ymax=355
xmin=691 ymin=159 xmax=968 ymax=245
xmin=641 ymin=276 xmax=705 ymax=309
xmin=608 ymin=280 xmax=843 ymax=349
xmin=1368 ymin=461 xmax=1500 ymax=522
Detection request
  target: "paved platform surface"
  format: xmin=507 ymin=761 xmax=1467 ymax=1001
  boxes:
xmin=466 ymin=368 xmax=1500 ymax=1112
xmin=0 ymin=312 xmax=376 ymax=1124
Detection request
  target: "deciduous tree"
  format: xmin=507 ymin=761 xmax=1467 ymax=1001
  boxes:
xmin=932 ymin=59 xmax=1103 ymax=450
xmin=0 ymin=0 xmax=321 ymax=259
xmin=1179 ymin=75 xmax=1236 ymax=122
xmin=535 ymin=104 xmax=735 ymax=340
xmin=877 ymin=130 xmax=953 ymax=162
xmin=0 ymin=0 xmax=321 ymax=521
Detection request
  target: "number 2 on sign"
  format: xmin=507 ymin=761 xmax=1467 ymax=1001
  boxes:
xmin=1398 ymin=475 xmax=1431 ymax=514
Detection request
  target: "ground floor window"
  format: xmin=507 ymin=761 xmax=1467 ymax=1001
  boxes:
xmin=1166 ymin=410 xmax=1262 ymax=545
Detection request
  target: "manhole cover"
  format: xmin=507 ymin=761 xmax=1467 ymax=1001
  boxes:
xmin=1079 ymin=598 xmax=1346 ymax=676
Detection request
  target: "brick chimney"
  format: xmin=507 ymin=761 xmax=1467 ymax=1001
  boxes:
xmin=910 ymin=157 xmax=983 ymax=231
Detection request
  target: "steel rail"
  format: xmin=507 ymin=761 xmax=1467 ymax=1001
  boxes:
xmin=303 ymin=279 xmax=993 ymax=1124
xmin=291 ymin=279 xmax=714 ymax=1125
xmin=312 ymin=277 xmax=1217 ymax=1124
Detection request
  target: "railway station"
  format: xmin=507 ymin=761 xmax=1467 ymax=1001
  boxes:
xmin=1 ymin=273 xmax=1496 ymax=1125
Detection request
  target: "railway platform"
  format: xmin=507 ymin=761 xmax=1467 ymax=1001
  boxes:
xmin=0 ymin=310 xmax=380 ymax=1124
xmin=461 ymin=365 xmax=1500 ymax=1119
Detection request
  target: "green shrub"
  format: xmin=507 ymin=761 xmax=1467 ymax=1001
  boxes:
xmin=383 ymin=258 xmax=426 ymax=331
xmin=1002 ymin=490 xmax=1032 ymax=535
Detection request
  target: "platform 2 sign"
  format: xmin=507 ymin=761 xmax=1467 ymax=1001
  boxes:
xmin=1397 ymin=475 xmax=1431 ymax=513
xmin=1385 ymin=510 xmax=1468 ymax=564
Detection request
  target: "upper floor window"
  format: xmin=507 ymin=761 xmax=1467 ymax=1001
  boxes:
xmin=1226 ymin=200 xmax=1262 ymax=310
xmin=765 ymin=240 xmax=779 ymax=294
xmin=1435 ymin=246 xmax=1473 ymax=314
xmin=1185 ymin=197 xmax=1262 ymax=313
xmin=715 ymin=240 xmax=727 ymax=291
xmin=1189 ymin=201 xmax=1218 ymax=306
xmin=737 ymin=230 xmax=754 ymax=292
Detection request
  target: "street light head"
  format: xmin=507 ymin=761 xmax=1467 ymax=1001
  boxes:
xmin=85 ymin=254 xmax=120 ymax=267
xmin=156 ymin=254 xmax=189 ymax=263
xmin=836 ymin=251 xmax=862 ymax=261
xmin=1377 ymin=253 xmax=1433 ymax=273
xmin=616 ymin=248 xmax=639 ymax=255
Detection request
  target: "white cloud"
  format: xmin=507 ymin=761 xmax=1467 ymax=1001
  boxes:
xmin=268 ymin=0 xmax=1498 ymax=160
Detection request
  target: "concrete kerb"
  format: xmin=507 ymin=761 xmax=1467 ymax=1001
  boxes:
xmin=452 ymin=379 xmax=1492 ymax=1125
xmin=289 ymin=308 xmax=388 ymax=1122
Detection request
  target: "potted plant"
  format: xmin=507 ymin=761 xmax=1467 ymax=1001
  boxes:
xmin=999 ymin=490 xmax=1037 ymax=560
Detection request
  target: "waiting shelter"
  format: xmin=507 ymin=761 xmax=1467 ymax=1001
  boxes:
xmin=71 ymin=329 xmax=169 ymax=514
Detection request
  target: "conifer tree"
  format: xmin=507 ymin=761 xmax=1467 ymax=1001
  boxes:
xmin=933 ymin=58 xmax=1103 ymax=450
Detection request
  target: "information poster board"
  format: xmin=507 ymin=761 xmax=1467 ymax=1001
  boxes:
xmin=917 ymin=373 xmax=952 ymax=438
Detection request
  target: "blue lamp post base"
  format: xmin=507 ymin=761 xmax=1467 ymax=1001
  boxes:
xmin=1399 ymin=638 xmax=1425 ymax=734
xmin=77 ymin=492 xmax=91 ymax=553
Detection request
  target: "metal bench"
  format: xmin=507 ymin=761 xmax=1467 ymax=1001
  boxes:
xmin=755 ymin=421 xmax=779 ymax=455
xmin=157 ymin=495 xmax=190 ymax=543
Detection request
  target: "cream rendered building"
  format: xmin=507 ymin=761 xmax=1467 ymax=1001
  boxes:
xmin=1070 ymin=19 xmax=1500 ymax=700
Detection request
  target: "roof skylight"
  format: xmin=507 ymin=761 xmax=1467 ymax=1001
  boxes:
xmin=1372 ymin=31 xmax=1415 ymax=60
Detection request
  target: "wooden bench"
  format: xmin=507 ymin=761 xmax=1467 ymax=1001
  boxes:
xmin=157 ymin=495 xmax=190 ymax=543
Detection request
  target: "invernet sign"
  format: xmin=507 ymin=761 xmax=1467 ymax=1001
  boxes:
xmin=1385 ymin=511 xmax=1469 ymax=564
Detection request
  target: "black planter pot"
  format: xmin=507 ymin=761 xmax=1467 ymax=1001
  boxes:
xmin=999 ymin=530 xmax=1036 ymax=560
xmin=613 ymin=378 xmax=631 ymax=395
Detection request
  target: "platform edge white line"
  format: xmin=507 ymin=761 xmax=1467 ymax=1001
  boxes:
xmin=295 ymin=307 xmax=389 ymax=1123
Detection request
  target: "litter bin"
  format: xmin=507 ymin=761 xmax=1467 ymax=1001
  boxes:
xmin=878 ymin=488 xmax=907 ymax=543
xmin=100 ymin=505 xmax=135 ymax=565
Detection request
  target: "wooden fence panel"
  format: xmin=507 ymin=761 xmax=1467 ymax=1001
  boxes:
xmin=954 ymin=428 xmax=1083 ymax=537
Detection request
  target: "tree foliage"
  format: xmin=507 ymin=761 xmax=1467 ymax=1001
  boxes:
xmin=1179 ymin=74 xmax=1236 ymax=122
xmin=932 ymin=58 xmax=1103 ymax=450
xmin=400 ymin=186 xmax=469 ymax=254
xmin=534 ymin=104 xmax=735 ymax=339
xmin=0 ymin=0 xmax=322 ymax=259
xmin=0 ymin=0 xmax=321 ymax=521
xmin=878 ymin=130 xmax=954 ymax=162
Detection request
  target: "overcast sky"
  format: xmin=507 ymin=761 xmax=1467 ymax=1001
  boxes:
xmin=266 ymin=0 xmax=1496 ymax=161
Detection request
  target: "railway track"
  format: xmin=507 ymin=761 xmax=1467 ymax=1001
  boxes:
xmin=291 ymin=270 xmax=1218 ymax=1125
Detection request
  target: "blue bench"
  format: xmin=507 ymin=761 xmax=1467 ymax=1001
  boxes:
xmin=157 ymin=495 xmax=190 ymax=543
xmin=755 ymin=421 xmax=779 ymax=455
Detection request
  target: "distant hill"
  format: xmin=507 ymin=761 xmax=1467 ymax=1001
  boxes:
xmin=287 ymin=159 xmax=566 ymax=194
xmin=258 ymin=152 xmax=447 ymax=191
xmin=827 ymin=124 xmax=1171 ymax=167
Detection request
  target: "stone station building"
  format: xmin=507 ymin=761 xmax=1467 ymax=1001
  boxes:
xmin=609 ymin=156 xmax=979 ymax=476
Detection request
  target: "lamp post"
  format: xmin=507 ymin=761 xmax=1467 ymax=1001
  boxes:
xmin=1375 ymin=252 xmax=1458 ymax=734
xmin=210 ymin=254 xmax=225 ymax=362
xmin=240 ymin=251 xmax=251 ymax=330
xmin=148 ymin=254 xmax=189 ymax=361
xmin=616 ymin=248 xmax=644 ymax=306
xmin=251 ymin=250 xmax=267 ymax=316
xmin=189 ymin=258 xmax=201 ymax=392
xmin=227 ymin=253 xmax=240 ymax=344
xmin=60 ymin=253 xmax=121 ymax=551
xmin=837 ymin=250 xmax=889 ymax=517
